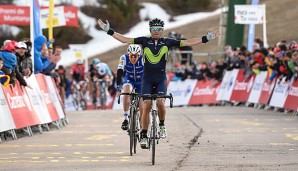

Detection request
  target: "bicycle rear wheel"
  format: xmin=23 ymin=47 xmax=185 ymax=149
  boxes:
xmin=100 ymin=88 xmax=106 ymax=109
xmin=133 ymin=109 xmax=139 ymax=154
xmin=151 ymin=110 xmax=157 ymax=165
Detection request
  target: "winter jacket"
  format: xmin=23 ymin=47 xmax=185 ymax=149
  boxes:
xmin=34 ymin=35 xmax=50 ymax=74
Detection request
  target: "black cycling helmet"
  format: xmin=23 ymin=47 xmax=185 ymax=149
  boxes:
xmin=149 ymin=18 xmax=164 ymax=27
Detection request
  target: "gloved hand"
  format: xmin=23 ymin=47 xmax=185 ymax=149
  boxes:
xmin=202 ymin=30 xmax=220 ymax=43
xmin=206 ymin=31 xmax=216 ymax=40
xmin=97 ymin=19 xmax=114 ymax=35
xmin=98 ymin=19 xmax=110 ymax=32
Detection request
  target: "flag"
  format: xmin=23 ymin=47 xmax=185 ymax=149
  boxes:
xmin=33 ymin=0 xmax=42 ymax=39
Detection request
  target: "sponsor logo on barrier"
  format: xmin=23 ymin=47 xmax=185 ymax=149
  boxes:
xmin=185 ymin=85 xmax=192 ymax=97
xmin=22 ymin=93 xmax=33 ymax=111
xmin=0 ymin=98 xmax=6 ymax=105
xmin=274 ymin=84 xmax=286 ymax=94
xmin=171 ymin=86 xmax=192 ymax=97
xmin=253 ymin=83 xmax=262 ymax=91
xmin=234 ymin=80 xmax=247 ymax=90
xmin=193 ymin=86 xmax=214 ymax=96
xmin=7 ymin=91 xmax=26 ymax=109
xmin=228 ymin=76 xmax=234 ymax=91
xmin=220 ymin=82 xmax=227 ymax=89
xmin=289 ymin=86 xmax=298 ymax=96
xmin=41 ymin=90 xmax=51 ymax=104
xmin=262 ymin=82 xmax=270 ymax=91
xmin=29 ymin=94 xmax=40 ymax=105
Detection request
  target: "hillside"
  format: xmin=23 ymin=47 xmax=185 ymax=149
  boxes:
xmin=91 ymin=0 xmax=298 ymax=72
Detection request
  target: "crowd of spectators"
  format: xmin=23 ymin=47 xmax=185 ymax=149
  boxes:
xmin=168 ymin=36 xmax=298 ymax=88
xmin=2 ymin=34 xmax=298 ymax=109
xmin=0 ymin=35 xmax=69 ymax=107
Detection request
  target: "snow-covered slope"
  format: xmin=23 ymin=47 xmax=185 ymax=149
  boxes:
xmin=12 ymin=0 xmax=222 ymax=67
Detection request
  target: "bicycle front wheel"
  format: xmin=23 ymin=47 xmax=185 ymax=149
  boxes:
xmin=129 ymin=107 xmax=135 ymax=156
xmin=151 ymin=110 xmax=157 ymax=165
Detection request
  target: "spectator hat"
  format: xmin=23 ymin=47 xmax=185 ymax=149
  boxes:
xmin=4 ymin=41 xmax=17 ymax=52
xmin=3 ymin=39 xmax=11 ymax=47
xmin=17 ymin=41 xmax=27 ymax=49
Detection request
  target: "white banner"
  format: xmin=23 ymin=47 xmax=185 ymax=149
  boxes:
xmin=216 ymin=69 xmax=238 ymax=101
xmin=45 ymin=76 xmax=65 ymax=119
xmin=234 ymin=5 xmax=265 ymax=24
xmin=0 ymin=85 xmax=16 ymax=132
xmin=247 ymin=71 xmax=267 ymax=103
xmin=165 ymin=79 xmax=197 ymax=107
xmin=24 ymin=75 xmax=52 ymax=124
xmin=40 ymin=6 xmax=66 ymax=29
xmin=269 ymin=77 xmax=290 ymax=108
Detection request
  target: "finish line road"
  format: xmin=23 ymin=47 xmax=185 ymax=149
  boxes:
xmin=1 ymin=106 xmax=298 ymax=171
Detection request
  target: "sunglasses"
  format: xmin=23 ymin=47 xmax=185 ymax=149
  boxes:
xmin=129 ymin=54 xmax=139 ymax=59
xmin=150 ymin=27 xmax=163 ymax=31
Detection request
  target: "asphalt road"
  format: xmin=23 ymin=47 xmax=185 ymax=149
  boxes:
xmin=1 ymin=106 xmax=298 ymax=171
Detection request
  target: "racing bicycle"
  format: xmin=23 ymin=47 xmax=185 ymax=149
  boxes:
xmin=118 ymin=90 xmax=141 ymax=156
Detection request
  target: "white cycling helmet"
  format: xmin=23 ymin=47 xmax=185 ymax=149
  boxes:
xmin=127 ymin=44 xmax=141 ymax=55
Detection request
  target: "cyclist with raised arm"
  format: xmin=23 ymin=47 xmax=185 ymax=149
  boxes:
xmin=91 ymin=58 xmax=114 ymax=108
xmin=117 ymin=44 xmax=144 ymax=130
xmin=98 ymin=18 xmax=220 ymax=149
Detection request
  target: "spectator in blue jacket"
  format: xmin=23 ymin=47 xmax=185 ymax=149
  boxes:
xmin=0 ymin=56 xmax=10 ymax=87
xmin=34 ymin=35 xmax=52 ymax=74
xmin=0 ymin=41 xmax=30 ymax=87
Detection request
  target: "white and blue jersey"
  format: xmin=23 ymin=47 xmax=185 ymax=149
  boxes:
xmin=117 ymin=54 xmax=144 ymax=93
xmin=95 ymin=62 xmax=112 ymax=78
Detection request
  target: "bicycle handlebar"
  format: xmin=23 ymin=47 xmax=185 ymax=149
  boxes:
xmin=139 ymin=93 xmax=174 ymax=108
xmin=117 ymin=92 xmax=139 ymax=104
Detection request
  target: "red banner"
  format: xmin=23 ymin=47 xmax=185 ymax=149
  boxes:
xmin=189 ymin=79 xmax=219 ymax=105
xmin=0 ymin=5 xmax=78 ymax=27
xmin=2 ymin=82 xmax=40 ymax=129
xmin=63 ymin=6 xmax=78 ymax=27
xmin=283 ymin=79 xmax=298 ymax=111
xmin=0 ymin=5 xmax=30 ymax=26
xmin=35 ymin=74 xmax=60 ymax=121
xmin=230 ymin=69 xmax=254 ymax=102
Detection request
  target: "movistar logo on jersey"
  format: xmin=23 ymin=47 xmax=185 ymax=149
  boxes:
xmin=143 ymin=46 xmax=168 ymax=64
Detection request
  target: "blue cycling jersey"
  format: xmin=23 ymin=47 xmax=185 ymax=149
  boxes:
xmin=117 ymin=54 xmax=144 ymax=83
xmin=132 ymin=37 xmax=183 ymax=74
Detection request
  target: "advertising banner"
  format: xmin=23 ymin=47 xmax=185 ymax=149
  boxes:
xmin=2 ymin=82 xmax=40 ymax=129
xmin=216 ymin=69 xmax=238 ymax=101
xmin=0 ymin=85 xmax=16 ymax=132
xmin=35 ymin=74 xmax=60 ymax=121
xmin=247 ymin=71 xmax=267 ymax=103
xmin=0 ymin=5 xmax=30 ymax=26
xmin=189 ymin=79 xmax=220 ymax=105
xmin=24 ymin=75 xmax=52 ymax=124
xmin=234 ymin=5 xmax=265 ymax=24
xmin=230 ymin=69 xmax=255 ymax=102
xmin=165 ymin=79 xmax=197 ymax=107
xmin=283 ymin=78 xmax=298 ymax=111
xmin=269 ymin=77 xmax=289 ymax=108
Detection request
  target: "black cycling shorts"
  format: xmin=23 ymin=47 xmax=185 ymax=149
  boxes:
xmin=141 ymin=72 xmax=167 ymax=100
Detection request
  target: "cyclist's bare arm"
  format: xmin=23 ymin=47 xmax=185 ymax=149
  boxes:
xmin=97 ymin=19 xmax=132 ymax=44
